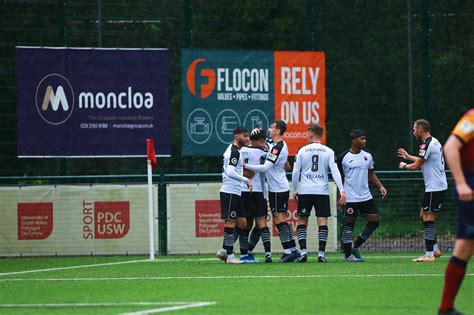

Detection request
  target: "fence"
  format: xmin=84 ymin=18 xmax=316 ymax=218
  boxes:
xmin=0 ymin=171 xmax=456 ymax=256
xmin=0 ymin=1 xmax=472 ymax=176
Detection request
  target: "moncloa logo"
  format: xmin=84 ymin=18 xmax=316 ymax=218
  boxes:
xmin=35 ymin=73 xmax=75 ymax=125
xmin=36 ymin=73 xmax=154 ymax=125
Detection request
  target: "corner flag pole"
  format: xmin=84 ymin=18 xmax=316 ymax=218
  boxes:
xmin=147 ymin=159 xmax=155 ymax=261
xmin=146 ymin=138 xmax=157 ymax=261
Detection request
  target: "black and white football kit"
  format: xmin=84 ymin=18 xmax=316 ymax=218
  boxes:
xmin=220 ymin=144 xmax=249 ymax=220
xmin=292 ymin=142 xmax=344 ymax=217
xmin=418 ymin=137 xmax=448 ymax=213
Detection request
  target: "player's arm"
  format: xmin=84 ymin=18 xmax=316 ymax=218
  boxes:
xmin=226 ymin=150 xmax=252 ymax=191
xmin=397 ymin=148 xmax=418 ymax=162
xmin=444 ymin=135 xmax=472 ymax=201
xmin=245 ymin=160 xmax=273 ymax=173
xmin=329 ymin=156 xmax=346 ymax=205
xmin=292 ymin=154 xmax=301 ymax=200
xmin=399 ymin=157 xmax=424 ymax=170
xmin=368 ymin=169 xmax=387 ymax=199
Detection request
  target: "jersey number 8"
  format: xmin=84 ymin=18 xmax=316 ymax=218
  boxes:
xmin=311 ymin=154 xmax=319 ymax=172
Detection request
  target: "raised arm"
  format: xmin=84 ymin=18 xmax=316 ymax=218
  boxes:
xmin=397 ymin=148 xmax=418 ymax=162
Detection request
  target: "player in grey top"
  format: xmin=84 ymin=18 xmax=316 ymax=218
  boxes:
xmin=245 ymin=120 xmax=300 ymax=262
xmin=217 ymin=126 xmax=253 ymax=264
xmin=338 ymin=130 xmax=387 ymax=262
xmin=292 ymin=124 xmax=346 ymax=263
xmin=398 ymin=119 xmax=448 ymax=262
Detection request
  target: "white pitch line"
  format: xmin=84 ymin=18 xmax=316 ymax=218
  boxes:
xmin=0 ymin=302 xmax=190 ymax=308
xmin=2 ymin=273 xmax=472 ymax=282
xmin=0 ymin=259 xmax=151 ymax=277
xmin=0 ymin=258 xmax=223 ymax=277
xmin=121 ymin=302 xmax=216 ymax=314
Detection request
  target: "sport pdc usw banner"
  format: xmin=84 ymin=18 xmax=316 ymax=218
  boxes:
xmin=181 ymin=49 xmax=326 ymax=156
xmin=16 ymin=47 xmax=171 ymax=157
xmin=0 ymin=184 xmax=158 ymax=256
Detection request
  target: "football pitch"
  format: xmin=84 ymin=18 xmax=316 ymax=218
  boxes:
xmin=0 ymin=253 xmax=472 ymax=315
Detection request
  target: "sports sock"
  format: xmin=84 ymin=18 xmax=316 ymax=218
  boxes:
xmin=423 ymin=221 xmax=436 ymax=253
xmin=238 ymin=228 xmax=250 ymax=256
xmin=439 ymin=256 xmax=467 ymax=312
xmin=248 ymin=227 xmax=260 ymax=252
xmin=296 ymin=224 xmax=307 ymax=250
xmin=223 ymin=227 xmax=235 ymax=255
xmin=343 ymin=221 xmax=355 ymax=258
xmin=318 ymin=225 xmax=329 ymax=253
xmin=354 ymin=221 xmax=379 ymax=248
xmin=276 ymin=222 xmax=291 ymax=251
xmin=260 ymin=227 xmax=271 ymax=254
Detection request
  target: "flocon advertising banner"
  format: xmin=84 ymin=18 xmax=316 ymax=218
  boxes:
xmin=0 ymin=184 xmax=158 ymax=256
xmin=181 ymin=49 xmax=325 ymax=156
xmin=16 ymin=47 xmax=171 ymax=157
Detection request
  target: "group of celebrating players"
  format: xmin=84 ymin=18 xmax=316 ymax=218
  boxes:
xmin=216 ymin=109 xmax=473 ymax=315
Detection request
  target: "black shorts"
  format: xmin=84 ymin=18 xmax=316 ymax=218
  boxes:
xmin=241 ymin=191 xmax=268 ymax=219
xmin=269 ymin=191 xmax=290 ymax=214
xmin=421 ymin=190 xmax=446 ymax=213
xmin=297 ymin=194 xmax=331 ymax=217
xmin=220 ymin=192 xmax=242 ymax=220
xmin=454 ymin=177 xmax=474 ymax=239
xmin=344 ymin=199 xmax=378 ymax=218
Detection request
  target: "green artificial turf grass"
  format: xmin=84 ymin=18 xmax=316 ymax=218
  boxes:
xmin=0 ymin=253 xmax=472 ymax=314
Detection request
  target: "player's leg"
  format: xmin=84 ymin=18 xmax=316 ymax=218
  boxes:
xmin=237 ymin=192 xmax=253 ymax=261
xmin=315 ymin=195 xmax=331 ymax=262
xmin=352 ymin=199 xmax=379 ymax=259
xmin=414 ymin=192 xmax=442 ymax=262
xmin=439 ymin=184 xmax=474 ymax=315
xmin=219 ymin=192 xmax=244 ymax=264
xmin=249 ymin=193 xmax=272 ymax=261
xmin=271 ymin=191 xmax=298 ymax=262
xmin=342 ymin=203 xmax=363 ymax=262
xmin=296 ymin=194 xmax=311 ymax=262
xmin=439 ymin=239 xmax=473 ymax=315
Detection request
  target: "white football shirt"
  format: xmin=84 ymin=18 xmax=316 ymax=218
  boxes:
xmin=293 ymin=142 xmax=337 ymax=195
xmin=241 ymin=146 xmax=267 ymax=193
xmin=337 ymin=150 xmax=374 ymax=203
xmin=418 ymin=137 xmax=448 ymax=192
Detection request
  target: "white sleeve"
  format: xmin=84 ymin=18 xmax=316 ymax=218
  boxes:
xmin=245 ymin=160 xmax=273 ymax=173
xmin=329 ymin=157 xmax=344 ymax=192
xmin=226 ymin=165 xmax=249 ymax=183
xmin=263 ymin=179 xmax=268 ymax=200
xmin=292 ymin=155 xmax=301 ymax=193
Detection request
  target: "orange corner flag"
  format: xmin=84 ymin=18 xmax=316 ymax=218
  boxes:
xmin=146 ymin=139 xmax=157 ymax=169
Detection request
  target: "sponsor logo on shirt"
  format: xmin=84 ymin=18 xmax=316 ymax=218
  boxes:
xmin=419 ymin=149 xmax=426 ymax=156
xmin=267 ymin=153 xmax=277 ymax=162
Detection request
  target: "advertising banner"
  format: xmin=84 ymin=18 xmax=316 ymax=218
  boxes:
xmin=16 ymin=47 xmax=171 ymax=157
xmin=167 ymin=182 xmax=337 ymax=254
xmin=0 ymin=185 xmax=158 ymax=256
xmin=181 ymin=49 xmax=325 ymax=156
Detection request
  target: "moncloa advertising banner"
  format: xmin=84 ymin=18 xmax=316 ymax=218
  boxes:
xmin=181 ymin=49 xmax=326 ymax=156
xmin=16 ymin=47 xmax=170 ymax=157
